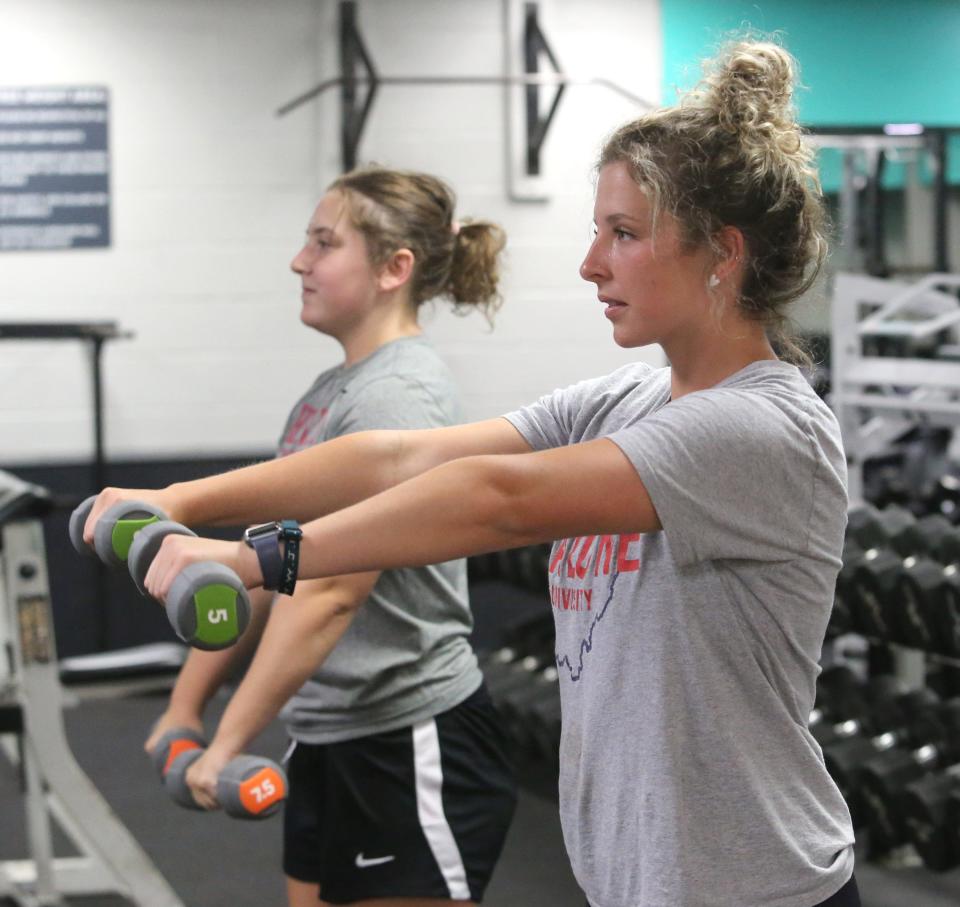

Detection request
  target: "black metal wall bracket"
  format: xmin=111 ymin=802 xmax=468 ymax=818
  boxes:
xmin=522 ymin=1 xmax=564 ymax=176
xmin=276 ymin=1 xmax=651 ymax=176
xmin=339 ymin=0 xmax=378 ymax=171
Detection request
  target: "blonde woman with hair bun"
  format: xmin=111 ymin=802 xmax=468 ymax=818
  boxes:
xmin=86 ymin=41 xmax=859 ymax=907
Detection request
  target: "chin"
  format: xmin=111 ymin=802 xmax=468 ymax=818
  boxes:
xmin=611 ymin=328 xmax=651 ymax=349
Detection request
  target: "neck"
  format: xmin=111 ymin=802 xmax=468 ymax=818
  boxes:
xmin=664 ymin=318 xmax=778 ymax=400
xmin=340 ymin=300 xmax=422 ymax=367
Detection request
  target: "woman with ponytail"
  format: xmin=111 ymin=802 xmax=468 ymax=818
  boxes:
xmin=88 ymin=41 xmax=858 ymax=907
xmin=143 ymin=168 xmax=516 ymax=907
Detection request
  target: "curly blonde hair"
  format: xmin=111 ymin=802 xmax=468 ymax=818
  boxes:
xmin=599 ymin=40 xmax=828 ymax=364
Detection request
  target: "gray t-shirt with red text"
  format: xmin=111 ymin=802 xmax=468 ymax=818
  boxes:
xmin=505 ymin=359 xmax=855 ymax=907
xmin=278 ymin=337 xmax=481 ymax=743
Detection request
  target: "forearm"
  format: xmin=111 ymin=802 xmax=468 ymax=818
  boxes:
xmin=169 ymin=430 xmax=409 ymax=527
xmin=288 ymin=456 xmax=545 ymax=581
xmin=210 ymin=589 xmax=359 ymax=755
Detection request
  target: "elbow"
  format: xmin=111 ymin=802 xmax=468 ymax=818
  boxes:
xmin=327 ymin=593 xmax=365 ymax=619
xmin=471 ymin=456 xmax=544 ymax=547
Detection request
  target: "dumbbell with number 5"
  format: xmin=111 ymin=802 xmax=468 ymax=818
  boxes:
xmin=69 ymin=495 xmax=251 ymax=650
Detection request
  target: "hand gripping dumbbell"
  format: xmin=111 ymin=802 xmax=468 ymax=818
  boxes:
xmin=164 ymin=740 xmax=288 ymax=820
xmin=68 ymin=494 xmax=166 ymax=567
xmin=69 ymin=496 xmax=251 ymax=650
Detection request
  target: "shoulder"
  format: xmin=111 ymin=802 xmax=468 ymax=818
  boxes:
xmin=667 ymin=361 xmax=842 ymax=458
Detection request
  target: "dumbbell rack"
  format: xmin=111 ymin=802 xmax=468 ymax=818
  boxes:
xmin=831 ymin=270 xmax=960 ymax=505
xmin=830 ymin=271 xmax=960 ymax=692
xmin=0 ymin=512 xmax=185 ymax=905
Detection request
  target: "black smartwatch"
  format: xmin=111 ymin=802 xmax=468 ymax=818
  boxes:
xmin=243 ymin=520 xmax=303 ymax=595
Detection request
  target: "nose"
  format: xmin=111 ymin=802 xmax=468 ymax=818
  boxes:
xmin=579 ymin=236 xmax=605 ymax=284
xmin=290 ymin=244 xmax=309 ymax=275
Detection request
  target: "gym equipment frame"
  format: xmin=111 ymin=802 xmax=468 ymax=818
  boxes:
xmin=0 ymin=480 xmax=184 ymax=907
xmin=832 ymin=271 xmax=960 ymax=505
xmin=276 ymin=0 xmax=653 ymax=199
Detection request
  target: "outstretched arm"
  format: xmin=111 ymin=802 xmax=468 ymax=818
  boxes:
xmin=83 ymin=417 xmax=531 ymax=542
xmin=144 ymin=437 xmax=661 ymax=600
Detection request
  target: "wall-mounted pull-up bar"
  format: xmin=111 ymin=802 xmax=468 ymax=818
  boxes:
xmin=275 ymin=1 xmax=652 ymax=179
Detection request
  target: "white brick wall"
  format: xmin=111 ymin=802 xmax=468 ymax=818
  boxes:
xmin=0 ymin=0 xmax=662 ymax=464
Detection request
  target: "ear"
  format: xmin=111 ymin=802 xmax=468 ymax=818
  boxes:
xmin=377 ymin=248 xmax=415 ymax=293
xmin=711 ymin=225 xmax=746 ymax=283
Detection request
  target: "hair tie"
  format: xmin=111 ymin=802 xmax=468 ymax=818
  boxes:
xmin=451 ymin=220 xmax=461 ymax=236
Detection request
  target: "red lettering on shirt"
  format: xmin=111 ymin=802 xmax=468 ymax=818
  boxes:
xmin=575 ymin=536 xmax=596 ymax=579
xmin=549 ymin=534 xmax=642 ymax=583
xmin=616 ymin=533 xmax=640 ymax=572
xmin=594 ymin=535 xmax=614 ymax=576
xmin=281 ymin=403 xmax=329 ymax=452
xmin=549 ymin=540 xmax=568 ymax=574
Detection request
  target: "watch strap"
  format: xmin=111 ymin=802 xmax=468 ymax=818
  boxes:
xmin=249 ymin=528 xmax=283 ymax=591
xmin=277 ymin=519 xmax=302 ymax=596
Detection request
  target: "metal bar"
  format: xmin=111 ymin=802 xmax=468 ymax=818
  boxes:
xmin=276 ymin=74 xmax=651 ymax=118
xmin=856 ymin=273 xmax=960 ymax=334
xmin=1 ymin=519 xmax=185 ymax=907
xmin=841 ymin=355 xmax=960 ymax=387
xmin=340 ymin=1 xmax=358 ymax=171
xmin=524 ymin=3 xmax=541 ymax=175
xmin=864 ymin=147 xmax=888 ymax=277
xmin=833 ymin=393 xmax=960 ymax=419
xmin=930 ymin=129 xmax=948 ymax=272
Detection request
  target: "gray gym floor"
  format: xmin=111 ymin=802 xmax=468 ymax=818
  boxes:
xmin=5 ymin=688 xmax=960 ymax=905
xmin=0 ymin=689 xmax=585 ymax=907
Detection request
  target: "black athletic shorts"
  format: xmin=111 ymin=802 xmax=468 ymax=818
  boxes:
xmin=283 ymin=683 xmax=517 ymax=904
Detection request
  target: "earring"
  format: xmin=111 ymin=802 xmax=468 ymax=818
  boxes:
xmin=708 ymin=274 xmax=720 ymax=288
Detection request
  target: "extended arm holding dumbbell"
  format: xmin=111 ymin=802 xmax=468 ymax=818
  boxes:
xmin=183 ymin=573 xmax=377 ymax=810
xmin=142 ymin=438 xmax=660 ymax=603
xmin=82 ymin=417 xmax=531 ymax=542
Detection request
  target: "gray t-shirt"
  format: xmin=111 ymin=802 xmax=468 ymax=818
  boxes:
xmin=278 ymin=336 xmax=482 ymax=743
xmin=505 ymin=359 xmax=855 ymax=907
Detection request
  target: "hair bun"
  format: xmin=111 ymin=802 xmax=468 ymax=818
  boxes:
xmin=698 ymin=41 xmax=797 ymax=138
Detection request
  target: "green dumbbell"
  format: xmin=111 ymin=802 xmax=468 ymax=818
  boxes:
xmin=68 ymin=495 xmax=165 ymax=567
xmin=128 ymin=521 xmax=251 ymax=651
xmin=165 ymin=748 xmax=287 ymax=820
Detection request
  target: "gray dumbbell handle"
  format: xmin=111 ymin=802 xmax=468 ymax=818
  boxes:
xmin=68 ymin=495 xmax=98 ymax=557
xmin=150 ymin=726 xmax=207 ymax=779
xmin=128 ymin=521 xmax=198 ymax=594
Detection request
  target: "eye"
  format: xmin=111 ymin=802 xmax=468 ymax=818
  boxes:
xmin=614 ymin=228 xmax=633 ymax=241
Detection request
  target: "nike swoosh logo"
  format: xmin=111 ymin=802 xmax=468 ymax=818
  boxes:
xmin=355 ymin=853 xmax=396 ymax=868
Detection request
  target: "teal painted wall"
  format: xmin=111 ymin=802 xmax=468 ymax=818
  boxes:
xmin=661 ymin=0 xmax=960 ymax=187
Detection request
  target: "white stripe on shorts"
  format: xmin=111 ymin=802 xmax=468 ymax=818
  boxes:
xmin=412 ymin=718 xmax=470 ymax=900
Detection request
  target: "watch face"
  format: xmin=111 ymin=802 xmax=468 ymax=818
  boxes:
xmin=244 ymin=521 xmax=280 ymax=543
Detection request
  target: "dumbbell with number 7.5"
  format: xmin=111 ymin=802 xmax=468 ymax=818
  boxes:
xmin=68 ymin=495 xmax=251 ymax=650
xmin=153 ymin=728 xmax=287 ymax=820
